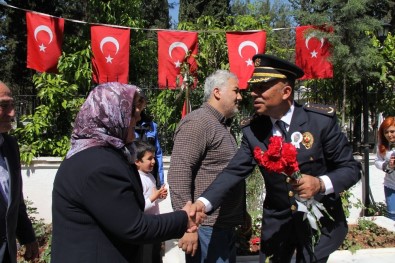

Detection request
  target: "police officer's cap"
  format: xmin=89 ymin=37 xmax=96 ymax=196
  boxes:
xmin=247 ymin=54 xmax=304 ymax=84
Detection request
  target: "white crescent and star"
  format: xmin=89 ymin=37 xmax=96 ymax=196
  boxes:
xmin=100 ymin=36 xmax=120 ymax=63
xmin=34 ymin=25 xmax=54 ymax=53
xmin=38 ymin=43 xmax=47 ymax=52
xmin=305 ymin=33 xmax=325 ymax=59
xmin=238 ymin=41 xmax=258 ymax=66
xmin=168 ymin=42 xmax=189 ymax=68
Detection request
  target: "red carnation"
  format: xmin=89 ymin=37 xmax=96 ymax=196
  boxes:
xmin=253 ymin=136 xmax=300 ymax=177
xmin=282 ymin=142 xmax=299 ymax=176
xmin=253 ymin=146 xmax=265 ymax=165
xmin=253 ymin=135 xmax=332 ymax=251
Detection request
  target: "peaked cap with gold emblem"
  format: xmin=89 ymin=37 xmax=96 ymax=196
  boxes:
xmin=247 ymin=54 xmax=304 ymax=84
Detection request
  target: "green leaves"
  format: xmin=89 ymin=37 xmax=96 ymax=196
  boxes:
xmin=12 ymin=48 xmax=92 ymax=164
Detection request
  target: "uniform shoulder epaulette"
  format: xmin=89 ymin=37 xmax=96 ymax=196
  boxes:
xmin=240 ymin=115 xmax=256 ymax=128
xmin=303 ymin=103 xmax=336 ymax=117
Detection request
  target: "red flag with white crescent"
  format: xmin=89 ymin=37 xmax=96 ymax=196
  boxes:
xmin=158 ymin=31 xmax=198 ymax=89
xmin=181 ymin=99 xmax=191 ymax=118
xmin=295 ymin=25 xmax=333 ymax=80
xmin=26 ymin=12 xmax=64 ymax=73
xmin=91 ymin=26 xmax=130 ymax=84
xmin=226 ymin=31 xmax=266 ymax=89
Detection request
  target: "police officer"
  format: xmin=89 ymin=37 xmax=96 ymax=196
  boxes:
xmin=190 ymin=54 xmax=361 ymax=263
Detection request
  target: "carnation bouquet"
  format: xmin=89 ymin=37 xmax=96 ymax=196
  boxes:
xmin=253 ymin=136 xmax=333 ymax=249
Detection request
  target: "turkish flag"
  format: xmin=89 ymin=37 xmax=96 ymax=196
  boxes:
xmin=158 ymin=31 xmax=198 ymax=89
xmin=91 ymin=26 xmax=130 ymax=84
xmin=26 ymin=12 xmax=64 ymax=73
xmin=226 ymin=31 xmax=266 ymax=89
xmin=181 ymin=99 xmax=191 ymax=118
xmin=295 ymin=25 xmax=333 ymax=80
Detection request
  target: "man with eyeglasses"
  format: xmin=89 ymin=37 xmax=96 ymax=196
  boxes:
xmin=189 ymin=54 xmax=361 ymax=263
xmin=0 ymin=81 xmax=38 ymax=263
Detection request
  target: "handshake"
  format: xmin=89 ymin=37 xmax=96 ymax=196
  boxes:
xmin=181 ymin=200 xmax=206 ymax=233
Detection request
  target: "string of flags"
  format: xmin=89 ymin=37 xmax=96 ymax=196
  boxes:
xmin=2 ymin=2 xmax=334 ymax=90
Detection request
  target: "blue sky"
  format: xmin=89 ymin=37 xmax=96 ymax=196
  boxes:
xmin=168 ymin=0 xmax=180 ymax=27
xmin=168 ymin=0 xmax=285 ymax=27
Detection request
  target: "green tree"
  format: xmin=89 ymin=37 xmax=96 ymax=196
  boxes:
xmin=0 ymin=0 xmax=57 ymax=95
xmin=6 ymin=0 xmax=154 ymax=161
xmin=374 ymin=33 xmax=395 ymax=117
xmin=141 ymin=0 xmax=170 ymax=29
xmin=12 ymin=48 xmax=92 ymax=164
xmin=231 ymin=0 xmax=296 ymax=59
xmin=230 ymin=0 xmax=253 ymax=16
xmin=288 ymin=0 xmax=394 ymax=147
xmin=179 ymin=0 xmax=230 ymax=24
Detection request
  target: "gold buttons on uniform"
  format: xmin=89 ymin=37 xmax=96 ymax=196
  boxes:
xmin=291 ymin=205 xmax=296 ymax=211
xmin=286 ymin=177 xmax=291 ymax=183
xmin=288 ymin=191 xmax=294 ymax=197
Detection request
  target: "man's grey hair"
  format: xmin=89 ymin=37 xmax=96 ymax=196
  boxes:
xmin=203 ymin=70 xmax=238 ymax=102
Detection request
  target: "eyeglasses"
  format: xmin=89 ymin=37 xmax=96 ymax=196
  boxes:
xmin=0 ymin=101 xmax=15 ymax=111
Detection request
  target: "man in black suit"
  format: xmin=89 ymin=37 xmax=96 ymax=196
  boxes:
xmin=190 ymin=54 xmax=361 ymax=262
xmin=0 ymin=81 xmax=38 ymax=263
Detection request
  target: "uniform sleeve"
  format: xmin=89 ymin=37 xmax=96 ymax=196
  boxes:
xmin=201 ymin=132 xmax=255 ymax=212
xmin=322 ymin=116 xmax=361 ymax=197
xmin=168 ymin=119 xmax=208 ymax=211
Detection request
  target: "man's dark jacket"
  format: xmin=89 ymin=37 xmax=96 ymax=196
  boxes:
xmin=0 ymin=134 xmax=36 ymax=263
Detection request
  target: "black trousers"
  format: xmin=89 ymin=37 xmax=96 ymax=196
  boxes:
xmin=0 ymin=242 xmax=11 ymax=263
xmin=139 ymin=242 xmax=163 ymax=263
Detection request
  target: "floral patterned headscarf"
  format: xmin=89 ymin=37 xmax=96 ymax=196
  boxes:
xmin=66 ymin=82 xmax=138 ymax=162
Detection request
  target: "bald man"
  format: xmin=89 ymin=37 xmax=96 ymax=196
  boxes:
xmin=0 ymin=81 xmax=38 ymax=263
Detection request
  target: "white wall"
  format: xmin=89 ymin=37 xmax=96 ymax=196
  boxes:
xmin=21 ymin=157 xmax=61 ymax=223
xmin=20 ymin=155 xmax=387 ymax=263
xmin=21 ymin=156 xmax=174 ymax=223
xmin=21 ymin=155 xmax=386 ymax=224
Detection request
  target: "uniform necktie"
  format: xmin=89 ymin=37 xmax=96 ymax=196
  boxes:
xmin=276 ymin=120 xmax=288 ymax=138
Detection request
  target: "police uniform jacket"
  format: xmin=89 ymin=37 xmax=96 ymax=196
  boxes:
xmin=201 ymin=102 xmax=361 ymax=259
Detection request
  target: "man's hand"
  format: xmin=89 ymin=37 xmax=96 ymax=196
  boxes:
xmin=23 ymin=241 xmax=39 ymax=261
xmin=291 ymin=174 xmax=321 ymax=199
xmin=189 ymin=200 xmax=206 ymax=224
xmin=178 ymin=232 xmax=199 ymax=256
xmin=182 ymin=201 xmax=206 ymax=233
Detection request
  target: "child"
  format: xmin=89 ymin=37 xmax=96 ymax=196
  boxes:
xmin=135 ymin=141 xmax=167 ymax=263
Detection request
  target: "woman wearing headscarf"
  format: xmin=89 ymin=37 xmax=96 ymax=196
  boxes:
xmin=51 ymin=82 xmax=198 ymax=262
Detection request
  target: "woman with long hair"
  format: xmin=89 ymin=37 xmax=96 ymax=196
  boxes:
xmin=375 ymin=116 xmax=395 ymax=220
